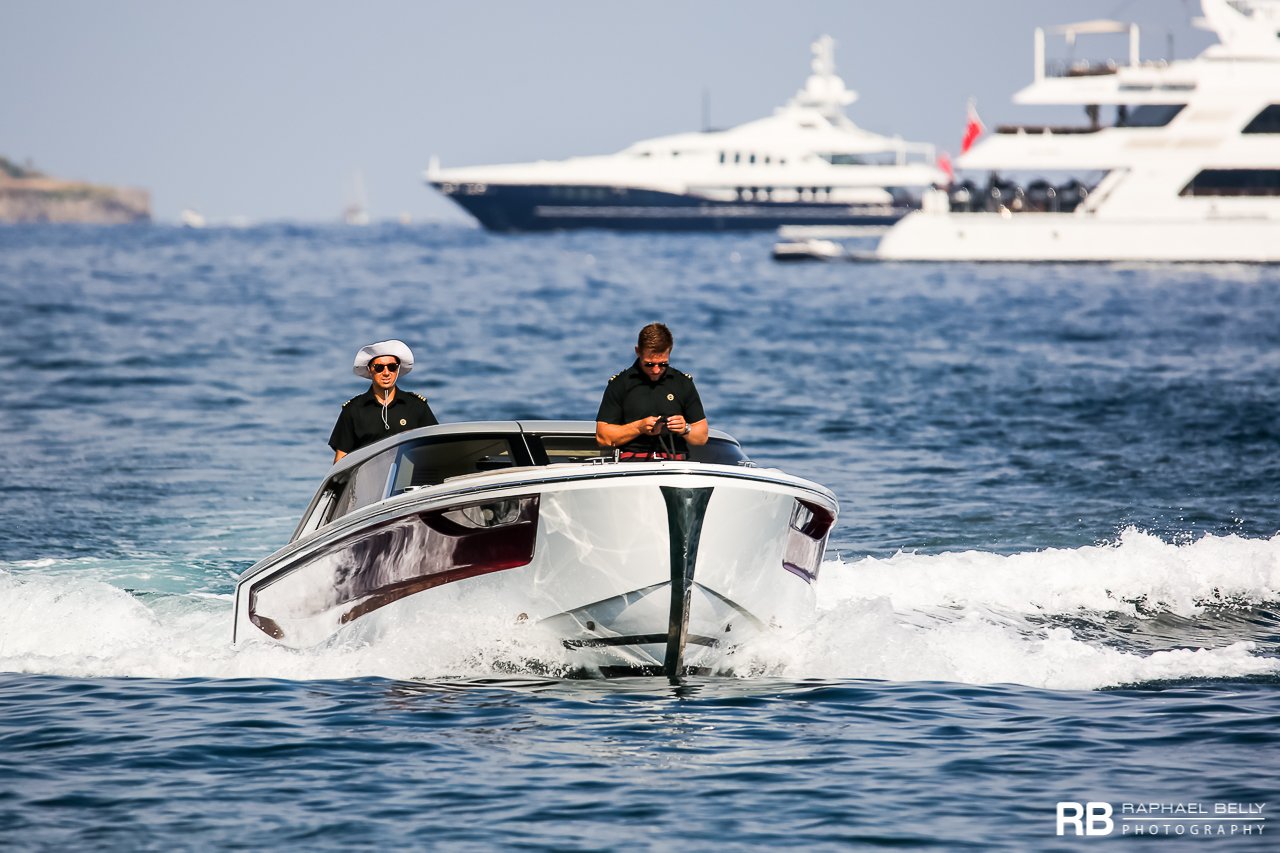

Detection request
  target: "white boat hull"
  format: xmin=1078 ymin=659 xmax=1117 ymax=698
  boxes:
xmin=876 ymin=210 xmax=1280 ymax=263
xmin=233 ymin=463 xmax=836 ymax=677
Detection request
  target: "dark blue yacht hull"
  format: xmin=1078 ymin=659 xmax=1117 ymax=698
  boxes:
xmin=432 ymin=183 xmax=913 ymax=232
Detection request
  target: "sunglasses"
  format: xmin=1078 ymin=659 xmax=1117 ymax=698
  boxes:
xmin=642 ymin=361 xmax=669 ymax=369
xmin=370 ymin=362 xmax=400 ymax=374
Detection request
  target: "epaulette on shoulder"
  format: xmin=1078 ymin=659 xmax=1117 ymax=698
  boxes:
xmin=342 ymin=396 xmax=358 ymax=408
xmin=610 ymin=373 xmax=620 ymax=381
xmin=682 ymin=371 xmax=694 ymax=380
xmin=414 ymin=392 xmax=428 ymax=402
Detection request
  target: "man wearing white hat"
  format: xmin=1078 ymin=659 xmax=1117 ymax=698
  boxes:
xmin=328 ymin=339 xmax=438 ymax=463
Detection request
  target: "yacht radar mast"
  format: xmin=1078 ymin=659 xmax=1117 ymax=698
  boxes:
xmin=1198 ymin=0 xmax=1280 ymax=58
xmin=784 ymin=35 xmax=858 ymax=118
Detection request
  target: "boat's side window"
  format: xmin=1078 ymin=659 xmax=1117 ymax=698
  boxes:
xmin=1242 ymin=105 xmax=1280 ymax=134
xmin=320 ymin=447 xmax=398 ymax=524
xmin=390 ymin=437 xmax=520 ymax=492
xmin=293 ymin=483 xmax=341 ymax=540
xmin=1118 ymin=104 xmax=1184 ymax=128
xmin=1180 ymin=169 xmax=1280 ymax=197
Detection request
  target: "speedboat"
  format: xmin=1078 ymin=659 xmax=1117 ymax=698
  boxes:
xmin=425 ymin=36 xmax=943 ymax=232
xmin=876 ymin=0 xmax=1280 ymax=262
xmin=772 ymin=237 xmax=847 ymax=262
xmin=232 ymin=421 xmax=838 ymax=678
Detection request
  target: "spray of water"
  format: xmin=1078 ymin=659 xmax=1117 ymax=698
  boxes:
xmin=2 ymin=529 xmax=1277 ymax=689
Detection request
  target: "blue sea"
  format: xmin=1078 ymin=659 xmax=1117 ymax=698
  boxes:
xmin=1 ymin=224 xmax=1278 ymax=849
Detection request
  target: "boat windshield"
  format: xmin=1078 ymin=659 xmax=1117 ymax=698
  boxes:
xmin=530 ymin=432 xmax=751 ymax=466
xmin=294 ymin=430 xmax=753 ymax=540
xmin=390 ymin=435 xmax=523 ymax=493
xmin=296 ymin=434 xmax=529 ymax=537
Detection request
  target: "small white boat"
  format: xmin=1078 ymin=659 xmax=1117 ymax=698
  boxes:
xmin=343 ymin=169 xmax=370 ymax=226
xmin=232 ymin=421 xmax=838 ymax=678
xmin=178 ymin=208 xmax=206 ymax=229
xmin=772 ymin=238 xmax=847 ymax=262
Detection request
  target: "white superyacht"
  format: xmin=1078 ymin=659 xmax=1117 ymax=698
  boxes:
xmin=876 ymin=0 xmax=1280 ymax=262
xmin=427 ymin=36 xmax=943 ymax=232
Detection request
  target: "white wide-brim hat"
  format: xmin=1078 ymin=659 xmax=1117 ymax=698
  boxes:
xmin=353 ymin=339 xmax=414 ymax=379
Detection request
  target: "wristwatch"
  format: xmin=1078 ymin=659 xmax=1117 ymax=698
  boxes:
xmin=682 ymin=424 xmax=691 ymax=435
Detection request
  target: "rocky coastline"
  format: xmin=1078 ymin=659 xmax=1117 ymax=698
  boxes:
xmin=0 ymin=157 xmax=151 ymax=224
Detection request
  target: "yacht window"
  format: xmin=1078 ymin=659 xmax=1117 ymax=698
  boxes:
xmin=1242 ymin=105 xmax=1280 ymax=134
xmin=390 ymin=436 xmax=523 ymax=493
xmin=719 ymin=151 xmax=726 ymax=163
xmin=734 ymin=153 xmax=741 ymax=164
xmin=1180 ymin=169 xmax=1280 ymax=197
xmin=1117 ymin=104 xmax=1185 ymax=128
xmin=820 ymin=153 xmax=867 ymax=166
xmin=749 ymin=154 xmax=757 ymax=164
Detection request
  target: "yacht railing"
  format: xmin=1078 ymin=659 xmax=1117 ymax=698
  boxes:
xmin=1055 ymin=60 xmax=1121 ymax=77
xmin=947 ymin=177 xmax=1097 ymax=215
xmin=1034 ymin=21 xmax=1140 ymax=83
xmin=995 ymin=125 xmax=1101 ymax=135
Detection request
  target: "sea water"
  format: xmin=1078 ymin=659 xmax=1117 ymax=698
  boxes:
xmin=1 ymin=224 xmax=1277 ymax=849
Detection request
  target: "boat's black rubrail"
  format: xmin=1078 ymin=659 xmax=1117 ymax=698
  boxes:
xmin=661 ymin=486 xmax=713 ymax=681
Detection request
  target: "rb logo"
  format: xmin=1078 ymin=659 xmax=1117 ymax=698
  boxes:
xmin=1057 ymin=802 xmax=1115 ymax=836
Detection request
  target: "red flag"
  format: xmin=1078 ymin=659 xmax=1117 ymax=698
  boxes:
xmin=961 ymin=100 xmax=984 ymax=154
xmin=937 ymin=151 xmax=954 ymax=184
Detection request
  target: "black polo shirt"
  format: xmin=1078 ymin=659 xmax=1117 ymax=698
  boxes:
xmin=328 ymin=387 xmax=438 ymax=454
xmin=596 ymin=360 xmax=706 ymax=453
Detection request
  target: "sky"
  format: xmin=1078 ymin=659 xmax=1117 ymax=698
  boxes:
xmin=2 ymin=1 xmax=1214 ymax=224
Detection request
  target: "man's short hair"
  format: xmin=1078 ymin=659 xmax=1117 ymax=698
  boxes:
xmin=637 ymin=322 xmax=674 ymax=353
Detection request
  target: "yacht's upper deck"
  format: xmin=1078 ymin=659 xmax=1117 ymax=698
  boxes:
xmin=957 ymin=0 xmax=1280 ymax=173
xmin=427 ymin=35 xmax=943 ymax=192
xmin=1010 ymin=0 xmax=1279 ymax=108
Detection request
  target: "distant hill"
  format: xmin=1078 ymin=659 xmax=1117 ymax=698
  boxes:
xmin=0 ymin=156 xmax=151 ymax=223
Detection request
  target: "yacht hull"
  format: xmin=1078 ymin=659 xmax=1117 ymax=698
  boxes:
xmin=876 ymin=210 xmax=1280 ymax=263
xmin=435 ymin=183 xmax=908 ymax=232
xmin=233 ymin=464 xmax=836 ymax=677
